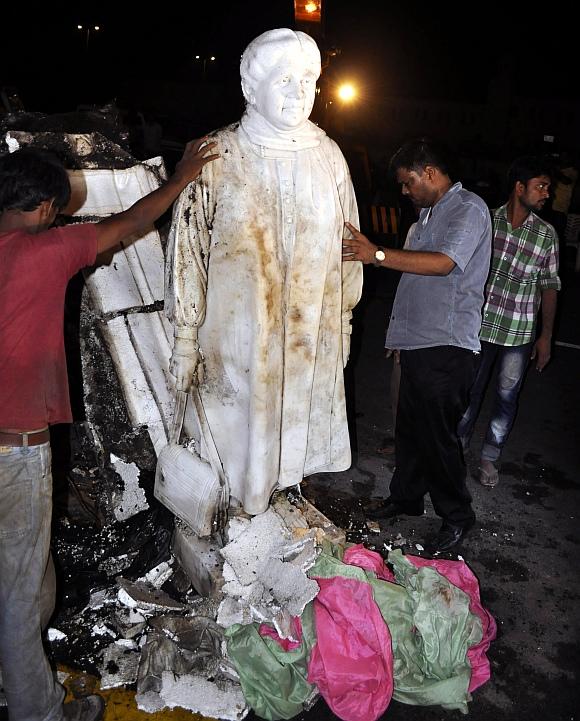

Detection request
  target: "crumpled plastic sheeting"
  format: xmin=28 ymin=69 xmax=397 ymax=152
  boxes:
xmin=136 ymin=614 xmax=240 ymax=714
xmin=402 ymin=553 xmax=497 ymax=692
xmin=374 ymin=550 xmax=483 ymax=713
xmin=343 ymin=546 xmax=495 ymax=696
xmin=225 ymin=604 xmax=318 ymax=721
xmin=307 ymin=551 xmax=394 ymax=721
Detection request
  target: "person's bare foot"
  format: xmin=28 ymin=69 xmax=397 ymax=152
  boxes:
xmin=479 ymin=459 xmax=499 ymax=487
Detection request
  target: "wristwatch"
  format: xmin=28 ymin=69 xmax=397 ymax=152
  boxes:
xmin=374 ymin=246 xmax=386 ymax=266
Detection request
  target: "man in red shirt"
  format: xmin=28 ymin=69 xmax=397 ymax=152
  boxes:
xmin=0 ymin=138 xmax=217 ymax=721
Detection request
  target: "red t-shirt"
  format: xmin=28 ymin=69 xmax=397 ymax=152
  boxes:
xmin=0 ymin=224 xmax=98 ymax=428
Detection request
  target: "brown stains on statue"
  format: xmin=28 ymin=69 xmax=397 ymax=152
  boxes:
xmin=249 ymin=220 xmax=277 ymax=327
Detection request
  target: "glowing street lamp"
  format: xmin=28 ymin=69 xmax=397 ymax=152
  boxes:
xmin=337 ymin=83 xmax=356 ymax=103
xmin=77 ymin=24 xmax=100 ymax=53
xmin=194 ymin=55 xmax=216 ymax=81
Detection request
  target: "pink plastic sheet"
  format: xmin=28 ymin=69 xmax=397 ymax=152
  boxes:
xmin=258 ymin=618 xmax=303 ymax=652
xmin=343 ymin=545 xmax=396 ymax=582
xmin=308 ymin=575 xmax=394 ymax=721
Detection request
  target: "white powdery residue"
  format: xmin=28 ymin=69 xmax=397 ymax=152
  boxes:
xmin=160 ymin=672 xmax=248 ymax=720
xmin=47 ymin=627 xmax=67 ymax=642
xmin=110 ymin=453 xmax=149 ymax=522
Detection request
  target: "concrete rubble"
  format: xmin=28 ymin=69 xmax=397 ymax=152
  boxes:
xmin=217 ymin=509 xmax=320 ymax=638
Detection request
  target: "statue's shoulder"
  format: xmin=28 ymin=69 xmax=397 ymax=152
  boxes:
xmin=206 ymin=124 xmax=242 ymax=152
xmin=319 ymin=134 xmax=348 ymax=171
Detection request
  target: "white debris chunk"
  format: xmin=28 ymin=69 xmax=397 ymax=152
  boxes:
xmin=47 ymin=627 xmax=67 ymax=642
xmin=160 ymin=672 xmax=248 ymax=721
xmin=217 ymin=511 xmax=319 ymax=635
xmin=99 ymin=642 xmax=140 ymax=690
xmin=92 ymin=622 xmax=116 ymax=638
xmin=5 ymin=133 xmax=20 ymax=153
xmin=220 ymin=510 xmax=291 ymax=586
xmin=110 ymin=453 xmax=149 ymax=522
xmin=85 ymin=587 xmax=118 ymax=611
xmin=259 ymin=557 xmax=319 ymax=617
xmin=138 ymin=560 xmax=173 ymax=589
xmin=217 ymin=596 xmax=254 ymax=628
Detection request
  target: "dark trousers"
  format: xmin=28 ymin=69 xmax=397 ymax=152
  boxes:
xmin=389 ymin=346 xmax=477 ymax=527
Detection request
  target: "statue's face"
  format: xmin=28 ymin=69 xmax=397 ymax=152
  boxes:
xmin=252 ymin=52 xmax=317 ymax=130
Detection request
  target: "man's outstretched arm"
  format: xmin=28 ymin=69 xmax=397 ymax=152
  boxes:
xmin=94 ymin=138 xmax=218 ymax=255
xmin=342 ymin=221 xmax=455 ymax=276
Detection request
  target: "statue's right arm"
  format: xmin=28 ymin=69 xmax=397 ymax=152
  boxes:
xmin=165 ymin=154 xmax=217 ymax=390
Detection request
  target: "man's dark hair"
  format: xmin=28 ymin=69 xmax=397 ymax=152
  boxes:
xmin=0 ymin=147 xmax=71 ymax=213
xmin=507 ymin=156 xmax=553 ymax=193
xmin=389 ymin=138 xmax=453 ymax=178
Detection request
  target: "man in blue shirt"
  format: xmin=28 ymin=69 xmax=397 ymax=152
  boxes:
xmin=343 ymin=139 xmax=491 ymax=553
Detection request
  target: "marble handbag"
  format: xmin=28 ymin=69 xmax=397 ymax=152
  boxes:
xmin=155 ymin=388 xmax=229 ymax=537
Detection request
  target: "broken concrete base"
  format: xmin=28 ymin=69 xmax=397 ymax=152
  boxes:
xmin=172 ymin=522 xmax=225 ymax=599
xmin=173 ymin=492 xmax=346 ymax=599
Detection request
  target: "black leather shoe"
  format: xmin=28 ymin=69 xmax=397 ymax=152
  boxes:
xmin=427 ymin=520 xmax=474 ymax=554
xmin=366 ymin=501 xmax=423 ymax=521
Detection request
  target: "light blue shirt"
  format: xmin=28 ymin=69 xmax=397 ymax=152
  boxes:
xmin=385 ymin=182 xmax=491 ymax=352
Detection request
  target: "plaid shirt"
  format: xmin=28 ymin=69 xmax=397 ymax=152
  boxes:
xmin=480 ymin=204 xmax=561 ymax=346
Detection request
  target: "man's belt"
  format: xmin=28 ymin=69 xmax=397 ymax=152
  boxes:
xmin=0 ymin=428 xmax=50 ymax=447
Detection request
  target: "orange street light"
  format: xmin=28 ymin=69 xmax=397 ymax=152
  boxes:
xmin=337 ymin=83 xmax=356 ymax=103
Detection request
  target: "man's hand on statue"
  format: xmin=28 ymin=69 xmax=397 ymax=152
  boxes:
xmin=342 ymin=221 xmax=377 ymax=264
xmin=173 ymin=137 xmax=219 ymax=186
xmin=531 ymin=335 xmax=551 ymax=372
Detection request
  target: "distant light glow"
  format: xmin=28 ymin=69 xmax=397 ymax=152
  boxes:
xmin=195 ymin=55 xmax=200 ymax=59
xmin=305 ymin=2 xmax=318 ymax=12
xmin=338 ymin=83 xmax=356 ymax=102
xmin=77 ymin=24 xmax=83 ymax=29
xmin=210 ymin=56 xmax=216 ymax=61
xmin=94 ymin=26 xmax=100 ymax=31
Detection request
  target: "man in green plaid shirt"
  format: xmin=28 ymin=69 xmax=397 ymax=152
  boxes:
xmin=458 ymin=156 xmax=561 ymax=487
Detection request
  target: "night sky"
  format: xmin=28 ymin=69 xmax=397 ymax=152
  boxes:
xmin=2 ymin=2 xmax=577 ymax=116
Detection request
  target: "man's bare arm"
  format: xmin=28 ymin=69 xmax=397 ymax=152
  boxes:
xmin=94 ymin=138 xmax=218 ymax=255
xmin=531 ymin=288 xmax=558 ymax=371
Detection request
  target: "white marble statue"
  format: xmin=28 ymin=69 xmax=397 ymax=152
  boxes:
xmin=165 ymin=28 xmax=362 ymax=515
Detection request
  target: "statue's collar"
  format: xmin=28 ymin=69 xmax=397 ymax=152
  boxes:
xmin=240 ymin=107 xmax=324 ymax=154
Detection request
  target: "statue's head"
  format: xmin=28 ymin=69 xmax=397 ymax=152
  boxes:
xmin=240 ymin=29 xmax=321 ymax=131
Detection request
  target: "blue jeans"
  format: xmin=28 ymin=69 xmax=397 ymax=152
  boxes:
xmin=458 ymin=341 xmax=532 ymax=463
xmin=0 ymin=443 xmax=64 ymax=721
